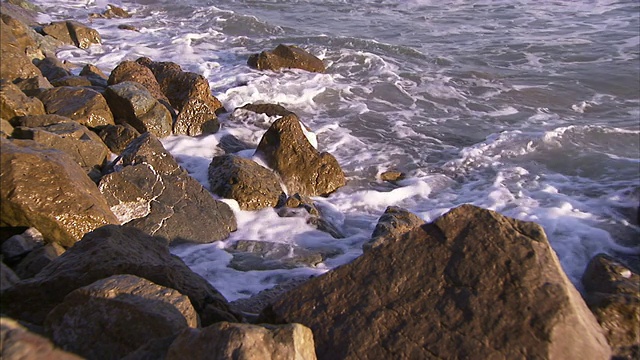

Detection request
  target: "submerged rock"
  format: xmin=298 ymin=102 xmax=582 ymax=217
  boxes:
xmin=227 ymin=240 xmax=333 ymax=271
xmin=248 ymin=44 xmax=325 ymax=73
xmin=260 ymin=204 xmax=611 ymax=360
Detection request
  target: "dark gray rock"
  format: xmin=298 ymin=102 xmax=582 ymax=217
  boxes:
xmin=79 ymin=64 xmax=108 ymax=87
xmin=34 ymin=56 xmax=72 ymax=83
xmin=248 ymin=44 xmax=325 ymax=73
xmin=1 ymin=262 xmax=21 ymax=291
xmin=227 ymin=240 xmax=332 ymax=271
xmin=14 ymin=75 xmax=53 ymax=97
xmin=277 ymin=194 xmax=345 ymax=239
xmin=15 ymin=242 xmax=65 ymax=279
xmin=218 ymin=134 xmax=253 ymax=154
xmin=260 ymin=204 xmax=611 ymax=360
xmin=363 ymin=206 xmax=424 ymax=251
xmin=1 ymin=317 xmax=82 ymax=360
xmin=240 ymin=103 xmax=294 ymax=117
xmin=36 ymin=86 xmax=115 ymax=128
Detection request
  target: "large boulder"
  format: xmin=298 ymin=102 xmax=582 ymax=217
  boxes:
xmin=1 ymin=317 xmax=82 ymax=360
xmin=98 ymin=123 xmax=140 ymax=155
xmin=248 ymin=44 xmax=325 ymax=73
xmin=14 ymin=75 xmax=53 ymax=97
xmin=104 ymin=81 xmax=173 ymax=138
xmin=362 ymin=206 xmax=424 ymax=251
xmin=163 ymin=322 xmax=317 ymax=360
xmin=0 ymin=138 xmax=119 ymax=248
xmin=260 ymin=204 xmax=611 ymax=360
xmin=0 ymin=225 xmax=240 ymax=326
xmin=35 ymin=56 xmax=72 ymax=83
xmin=99 ymin=133 xmax=237 ymax=244
xmin=14 ymin=242 xmax=65 ymax=279
xmin=107 ymin=60 xmax=171 ymax=108
xmin=36 ymin=86 xmax=115 ymax=128
xmin=582 ymin=254 xmax=640 ymax=359
xmin=256 ymin=114 xmax=345 ymax=197
xmin=45 ymin=274 xmax=198 ymax=359
xmin=10 ymin=114 xmax=69 ymax=128
xmin=0 ymin=80 xmax=45 ymax=122
xmin=41 ymin=20 xmax=101 ymax=49
xmin=0 ymin=13 xmax=42 ymax=82
xmin=208 ymin=154 xmax=285 ymax=211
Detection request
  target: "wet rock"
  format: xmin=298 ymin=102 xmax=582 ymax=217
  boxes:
xmin=230 ymin=277 xmax=309 ymax=316
xmin=164 ymin=322 xmax=317 ymax=360
xmin=79 ymin=63 xmax=108 ymax=87
xmin=15 ymin=242 xmax=65 ymax=279
xmin=10 ymin=114 xmax=68 ymax=128
xmin=98 ymin=123 xmax=140 ymax=155
xmin=1 ymin=317 xmax=82 ymax=360
xmin=0 ymin=138 xmax=119 ymax=248
xmin=260 ymin=204 xmax=611 ymax=360
xmin=34 ymin=56 xmax=72 ymax=83
xmin=173 ymin=97 xmax=220 ymax=136
xmin=380 ymin=170 xmax=405 ymax=182
xmin=12 ymin=121 xmax=109 ymax=170
xmin=1 ymin=225 xmax=240 ymax=326
xmin=108 ymin=60 xmax=172 ymax=109
xmin=14 ymin=75 xmax=53 ymax=97
xmin=104 ymin=81 xmax=173 ymax=138
xmin=240 ymin=102 xmax=295 ymax=117
xmin=248 ymin=44 xmax=325 ymax=73
xmin=1 ymin=262 xmax=21 ymax=291
xmin=256 ymin=114 xmax=345 ymax=197
xmin=0 ymin=81 xmax=45 ymax=122
xmin=208 ymin=154 xmax=285 ymax=210
xmin=102 ymin=4 xmax=131 ymax=19
xmin=37 ymin=86 xmax=115 ymax=128
xmin=0 ymin=12 xmax=41 ymax=59
xmin=228 ymin=240 xmax=330 ymax=271
xmin=50 ymin=75 xmax=93 ymax=87
xmin=45 ymin=274 xmax=198 ymax=360
xmin=218 ymin=134 xmax=253 ymax=154
xmin=118 ymin=24 xmax=138 ymax=32
xmin=582 ymin=254 xmax=640 ymax=360
xmin=41 ymin=20 xmax=101 ymax=49
xmin=277 ymin=194 xmax=345 ymax=239
xmin=1 ymin=119 xmax=14 ymax=138
xmin=363 ymin=206 xmax=424 ymax=252
xmin=99 ymin=133 xmax=237 ymax=244
xmin=0 ymin=13 xmax=42 ymax=82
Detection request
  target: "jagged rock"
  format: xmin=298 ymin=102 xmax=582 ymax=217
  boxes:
xmin=208 ymin=154 xmax=284 ymax=210
xmin=50 ymin=75 xmax=93 ymax=87
xmin=256 ymin=114 xmax=345 ymax=197
xmin=0 ymin=138 xmax=119 ymax=248
xmin=0 ymin=12 xmax=42 ymax=82
xmin=98 ymin=123 xmax=140 ymax=155
xmin=108 ymin=60 xmax=172 ymax=108
xmin=260 ymin=204 xmax=611 ymax=360
xmin=1 ymin=225 xmax=240 ymax=326
xmin=34 ymin=56 xmax=72 ymax=83
xmin=173 ymin=98 xmax=219 ymax=136
xmin=4 ymin=0 xmax=42 ymax=13
xmin=0 ymin=81 xmax=45 ymax=122
xmin=227 ymin=240 xmax=331 ymax=271
xmin=1 ymin=233 xmax=38 ymax=260
xmin=79 ymin=64 xmax=108 ymax=87
xmin=12 ymin=121 xmax=109 ymax=170
xmin=15 ymin=242 xmax=65 ymax=279
xmin=0 ymin=317 xmax=82 ymax=360
xmin=240 ymin=103 xmax=294 ymax=117
xmin=1 ymin=262 xmax=21 ymax=291
xmin=99 ymin=133 xmax=237 ymax=244
xmin=248 ymin=44 xmax=325 ymax=73
xmin=218 ymin=134 xmax=253 ymax=154
xmin=380 ymin=170 xmax=405 ymax=182
xmin=582 ymin=254 xmax=640 ymax=360
xmin=102 ymin=4 xmax=131 ymax=18
xmin=14 ymin=75 xmax=53 ymax=97
xmin=104 ymin=81 xmax=172 ymax=138
xmin=0 ymin=12 xmax=41 ymax=59
xmin=37 ymin=86 xmax=115 ymax=128
xmin=363 ymin=206 xmax=424 ymax=251
xmin=10 ymin=114 xmax=68 ymax=128
xmin=277 ymin=194 xmax=345 ymax=239
xmin=41 ymin=20 xmax=101 ymax=49
xmin=45 ymin=274 xmax=198 ymax=360
xmin=1 ymin=119 xmax=14 ymax=138
xmin=230 ymin=277 xmax=309 ymax=316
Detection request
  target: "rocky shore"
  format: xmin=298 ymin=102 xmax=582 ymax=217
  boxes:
xmin=1 ymin=1 xmax=638 ymax=359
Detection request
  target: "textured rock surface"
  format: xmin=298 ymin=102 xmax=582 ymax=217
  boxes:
xmin=15 ymin=242 xmax=65 ymax=279
xmin=1 ymin=261 xmax=21 ymax=291
xmin=1 ymin=225 xmax=240 ymax=326
xmin=0 ymin=13 xmax=42 ymax=82
xmin=10 ymin=114 xmax=69 ymax=128
xmin=256 ymin=114 xmax=345 ymax=197
xmin=582 ymin=254 xmax=640 ymax=360
xmin=241 ymin=103 xmax=295 ymax=117
xmin=248 ymin=44 xmax=325 ymax=73
xmin=260 ymin=204 xmax=611 ymax=360
xmin=35 ymin=56 xmax=72 ymax=83
xmin=173 ymin=97 xmax=219 ymax=136
xmin=104 ymin=81 xmax=172 ymax=138
xmin=99 ymin=133 xmax=237 ymax=244
xmin=0 ymin=80 xmax=45 ymax=121
xmin=107 ymin=60 xmax=171 ymax=107
xmin=41 ymin=20 xmax=101 ymax=49
xmin=1 ymin=317 xmax=82 ymax=360
xmin=0 ymin=138 xmax=119 ymax=248
xmin=363 ymin=206 xmax=424 ymax=251
xmin=36 ymin=86 xmax=115 ymax=128
xmin=208 ymin=154 xmax=284 ymax=210
xmin=165 ymin=322 xmax=317 ymax=360
xmin=227 ymin=240 xmax=330 ymax=271
xmin=98 ymin=123 xmax=140 ymax=154
xmin=15 ymin=75 xmax=54 ymax=97
xmin=0 ymin=119 xmax=13 ymax=138
xmin=45 ymin=274 xmax=198 ymax=360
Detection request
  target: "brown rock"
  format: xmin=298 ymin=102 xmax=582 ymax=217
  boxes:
xmin=0 ymin=80 xmax=45 ymax=122
xmin=240 ymin=103 xmax=294 ymax=117
xmin=103 ymin=4 xmax=131 ymax=18
xmin=108 ymin=60 xmax=172 ymax=108
xmin=173 ymin=98 xmax=219 ymax=136
xmin=10 ymin=114 xmax=69 ymax=128
xmin=37 ymin=86 xmax=115 ymax=128
xmin=1 ymin=317 xmax=83 ymax=360
xmin=50 ymin=75 xmax=93 ymax=87
xmin=45 ymin=274 xmax=197 ymax=359
xmin=380 ymin=170 xmax=405 ymax=182
xmin=35 ymin=56 xmax=72 ymax=82
xmin=165 ymin=322 xmax=317 ymax=360
xmin=363 ymin=206 xmax=424 ymax=251
xmin=0 ymin=225 xmax=240 ymax=326
xmin=0 ymin=13 xmax=42 ymax=82
xmin=1 ymin=119 xmax=13 ymax=138
xmin=14 ymin=75 xmax=53 ymax=97
xmin=98 ymin=123 xmax=140 ymax=154
xmin=260 ymin=204 xmax=611 ymax=360
xmin=256 ymin=114 xmax=345 ymax=197
xmin=208 ymin=154 xmax=285 ymax=210
xmin=248 ymin=44 xmax=325 ymax=73
xmin=41 ymin=20 xmax=101 ymax=49
xmin=0 ymin=138 xmax=119 ymax=248
xmin=582 ymin=254 xmax=640 ymax=359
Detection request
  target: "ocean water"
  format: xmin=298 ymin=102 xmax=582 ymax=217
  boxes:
xmin=32 ymin=0 xmax=639 ymax=301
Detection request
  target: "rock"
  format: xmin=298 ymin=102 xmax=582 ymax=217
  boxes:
xmin=0 ymin=13 xmax=42 ymax=82
xmin=36 ymin=86 xmax=115 ymax=128
xmin=104 ymin=81 xmax=173 ymax=138
xmin=34 ymin=56 xmax=72 ymax=83
xmin=240 ymin=103 xmax=294 ymax=117
xmin=363 ymin=206 xmax=424 ymax=251
xmin=15 ymin=242 xmax=65 ymax=279
xmin=118 ymin=24 xmax=138 ymax=32
xmin=248 ymin=44 xmax=325 ymax=73
xmin=45 ymin=274 xmax=198 ymax=359
xmin=79 ymin=64 xmax=108 ymax=87
xmin=0 ymin=317 xmax=83 ymax=360
xmin=14 ymin=75 xmax=53 ymax=97
xmin=0 ymin=138 xmax=119 ymax=248
xmin=98 ymin=123 xmax=140 ymax=154
xmin=165 ymin=322 xmax=317 ymax=360
xmin=103 ymin=4 xmax=131 ymax=18
xmin=1 ymin=119 xmax=13 ymax=138
xmin=4 ymin=0 xmax=42 ymax=13
xmin=0 ymin=12 xmax=41 ymax=60
xmin=10 ymin=114 xmax=68 ymax=128
xmin=260 ymin=204 xmax=611 ymax=360
xmin=12 ymin=121 xmax=109 ymax=170
xmin=208 ymin=154 xmax=285 ymax=210
xmin=0 ymin=80 xmax=45 ymax=122
xmin=1 ymin=262 xmax=21 ymax=291
xmin=1 ymin=234 xmax=36 ymax=260
xmin=256 ymin=114 xmax=345 ymax=197
xmin=99 ymin=133 xmax=237 ymax=244
xmin=41 ymin=20 xmax=101 ymax=49
xmin=1 ymin=225 xmax=240 ymax=326
xmin=107 ymin=60 xmax=172 ymax=109
xmin=50 ymin=75 xmax=93 ymax=87
xmin=380 ymin=170 xmax=405 ymax=182
xmin=173 ymin=97 xmax=220 ymax=136
xmin=228 ymin=240 xmax=328 ymax=271
xmin=277 ymin=194 xmax=345 ymax=239
xmin=218 ymin=134 xmax=253 ymax=154
xmin=230 ymin=277 xmax=309 ymax=316
xmin=582 ymin=254 xmax=640 ymax=359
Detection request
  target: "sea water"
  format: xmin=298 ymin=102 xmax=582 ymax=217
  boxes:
xmin=32 ymin=0 xmax=639 ymax=301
